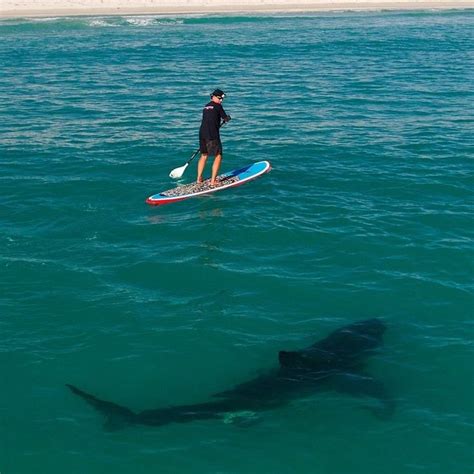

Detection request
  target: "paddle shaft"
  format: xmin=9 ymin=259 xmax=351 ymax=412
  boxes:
xmin=186 ymin=148 xmax=200 ymax=165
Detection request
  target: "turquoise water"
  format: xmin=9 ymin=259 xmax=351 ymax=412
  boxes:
xmin=1 ymin=10 xmax=473 ymax=474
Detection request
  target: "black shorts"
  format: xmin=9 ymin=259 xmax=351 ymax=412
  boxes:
xmin=199 ymin=138 xmax=222 ymax=156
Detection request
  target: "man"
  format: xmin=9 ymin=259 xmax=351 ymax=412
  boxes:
xmin=197 ymin=89 xmax=231 ymax=186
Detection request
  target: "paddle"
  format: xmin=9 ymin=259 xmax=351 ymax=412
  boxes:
xmin=169 ymin=148 xmax=200 ymax=179
xmin=169 ymin=122 xmax=226 ymax=179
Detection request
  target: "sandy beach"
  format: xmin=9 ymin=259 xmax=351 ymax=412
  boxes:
xmin=1 ymin=0 xmax=473 ymax=18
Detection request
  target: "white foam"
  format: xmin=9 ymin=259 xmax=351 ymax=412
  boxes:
xmin=88 ymin=18 xmax=115 ymax=26
xmin=125 ymin=16 xmax=155 ymax=26
xmin=30 ymin=16 xmax=62 ymax=21
xmin=124 ymin=16 xmax=184 ymax=26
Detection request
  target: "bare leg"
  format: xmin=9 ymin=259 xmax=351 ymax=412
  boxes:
xmin=197 ymin=154 xmax=208 ymax=183
xmin=210 ymin=154 xmax=222 ymax=185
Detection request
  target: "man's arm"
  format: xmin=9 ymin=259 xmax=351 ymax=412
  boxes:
xmin=219 ymin=104 xmax=231 ymax=123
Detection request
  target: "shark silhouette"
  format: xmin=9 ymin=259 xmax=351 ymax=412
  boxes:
xmin=67 ymin=318 xmax=395 ymax=430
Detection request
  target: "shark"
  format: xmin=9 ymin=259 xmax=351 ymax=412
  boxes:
xmin=66 ymin=318 xmax=395 ymax=430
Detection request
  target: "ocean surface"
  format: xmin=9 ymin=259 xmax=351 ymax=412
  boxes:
xmin=1 ymin=10 xmax=473 ymax=474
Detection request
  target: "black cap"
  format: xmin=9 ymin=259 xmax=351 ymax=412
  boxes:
xmin=211 ymin=89 xmax=225 ymax=99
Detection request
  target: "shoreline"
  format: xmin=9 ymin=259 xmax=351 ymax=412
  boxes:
xmin=1 ymin=1 xmax=473 ymax=19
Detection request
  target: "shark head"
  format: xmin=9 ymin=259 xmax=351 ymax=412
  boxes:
xmin=278 ymin=319 xmax=386 ymax=371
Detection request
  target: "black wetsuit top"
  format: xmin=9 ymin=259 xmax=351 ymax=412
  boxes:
xmin=199 ymin=102 xmax=229 ymax=140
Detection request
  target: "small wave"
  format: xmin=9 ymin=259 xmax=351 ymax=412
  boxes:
xmin=0 ymin=15 xmax=184 ymax=30
xmin=124 ymin=16 xmax=184 ymax=26
xmin=83 ymin=16 xmax=185 ymax=28
xmin=125 ymin=17 xmax=157 ymax=27
xmin=0 ymin=16 xmax=63 ymax=26
xmin=30 ymin=17 xmax=63 ymax=22
xmin=88 ymin=18 xmax=120 ymax=28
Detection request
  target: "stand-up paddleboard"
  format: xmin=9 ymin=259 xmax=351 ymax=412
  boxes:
xmin=146 ymin=160 xmax=271 ymax=206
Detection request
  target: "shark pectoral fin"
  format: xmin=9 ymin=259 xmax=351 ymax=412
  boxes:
xmin=66 ymin=384 xmax=136 ymax=429
xmin=360 ymin=398 xmax=396 ymax=420
xmin=332 ymin=373 xmax=396 ymax=419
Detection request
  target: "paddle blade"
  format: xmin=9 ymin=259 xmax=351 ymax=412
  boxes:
xmin=169 ymin=163 xmax=188 ymax=179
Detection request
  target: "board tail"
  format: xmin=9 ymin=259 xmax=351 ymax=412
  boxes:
xmin=66 ymin=384 xmax=137 ymax=431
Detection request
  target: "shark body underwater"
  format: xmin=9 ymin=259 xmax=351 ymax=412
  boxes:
xmin=67 ymin=318 xmax=395 ymax=430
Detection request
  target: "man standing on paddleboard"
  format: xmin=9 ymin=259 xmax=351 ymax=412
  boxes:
xmin=197 ymin=89 xmax=231 ymax=186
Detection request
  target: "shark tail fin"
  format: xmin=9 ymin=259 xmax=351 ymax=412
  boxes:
xmin=66 ymin=384 xmax=136 ymax=431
